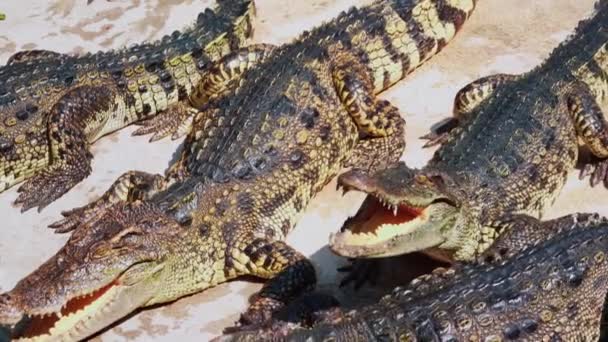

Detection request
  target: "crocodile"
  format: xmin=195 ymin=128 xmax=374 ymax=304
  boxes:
xmin=0 ymin=0 xmax=255 ymax=212
xmin=0 ymin=0 xmax=478 ymax=340
xmin=216 ymin=213 xmax=608 ymax=341
xmin=330 ymin=0 xmax=608 ymax=263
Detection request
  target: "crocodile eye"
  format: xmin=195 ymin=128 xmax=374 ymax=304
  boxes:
xmin=118 ymin=231 xmax=142 ymax=244
xmin=429 ymin=175 xmax=446 ymax=187
xmin=110 ymin=227 xmax=144 ymax=246
xmin=415 ymin=175 xmax=429 ymax=183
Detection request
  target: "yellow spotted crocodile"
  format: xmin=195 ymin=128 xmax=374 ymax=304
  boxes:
xmin=0 ymin=0 xmax=255 ymax=212
xmin=330 ymin=0 xmax=608 ymax=264
xmin=0 ymin=0 xmax=477 ymax=340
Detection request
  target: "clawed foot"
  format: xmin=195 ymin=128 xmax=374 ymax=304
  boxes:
xmin=49 ymin=171 xmax=163 ymax=233
xmin=48 ymin=204 xmax=102 ymax=233
xmin=15 ymin=168 xmax=86 ymax=213
xmin=223 ymin=297 xmax=284 ymax=334
xmin=273 ymin=292 xmax=341 ymax=326
xmin=420 ymin=131 xmax=449 ymax=148
xmin=222 ymin=292 xmax=341 ymax=335
xmin=337 ymin=259 xmax=379 ymax=290
xmin=580 ymin=158 xmax=608 ymax=188
xmin=132 ymin=107 xmax=196 ymax=142
xmin=419 ymin=117 xmax=459 ymax=148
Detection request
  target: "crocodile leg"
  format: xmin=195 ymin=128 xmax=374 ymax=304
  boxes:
xmin=332 ymin=54 xmax=406 ymax=172
xmin=131 ymin=102 xmax=199 ymax=142
xmin=227 ymin=237 xmax=316 ymax=330
xmin=422 ymin=74 xmax=519 ymax=147
xmin=14 ymin=85 xmax=123 ymax=212
xmin=48 ymin=170 xmax=168 ymax=233
xmin=568 ymin=84 xmax=608 ymax=187
xmin=190 ymin=44 xmax=276 ymax=108
xmin=132 ymin=44 xmax=276 ymax=141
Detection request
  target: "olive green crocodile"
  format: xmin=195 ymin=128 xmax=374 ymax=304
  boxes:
xmin=330 ymin=0 xmax=608 ymax=262
xmin=218 ymin=213 xmax=608 ymax=341
xmin=0 ymin=0 xmax=255 ymax=212
xmin=0 ymin=0 xmax=477 ymax=340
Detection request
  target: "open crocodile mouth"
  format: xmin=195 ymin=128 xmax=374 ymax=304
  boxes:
xmin=329 ymin=194 xmax=457 ymax=258
xmin=12 ymin=280 xmax=121 ymax=341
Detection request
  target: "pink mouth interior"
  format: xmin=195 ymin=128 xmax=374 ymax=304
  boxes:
xmin=349 ymin=197 xmax=425 ymax=235
xmin=18 ymin=280 xmax=118 ymax=339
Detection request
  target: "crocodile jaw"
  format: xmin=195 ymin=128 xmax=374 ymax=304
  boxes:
xmin=329 ymin=195 xmax=458 ymax=258
xmin=0 ymin=266 xmax=162 ymax=342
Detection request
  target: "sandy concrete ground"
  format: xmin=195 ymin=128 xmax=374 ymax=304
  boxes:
xmin=0 ymin=0 xmax=604 ymax=340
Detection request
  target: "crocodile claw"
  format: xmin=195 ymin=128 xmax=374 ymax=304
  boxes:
xmin=420 ymin=117 xmax=460 ymax=148
xmin=15 ymin=169 xmax=84 ymax=213
xmin=580 ymin=159 xmax=608 ymax=188
xmin=48 ymin=209 xmax=86 ymax=233
xmin=337 ymin=259 xmax=378 ymax=290
xmin=420 ymin=131 xmax=449 ymax=148
xmin=132 ymin=106 xmax=196 ymax=142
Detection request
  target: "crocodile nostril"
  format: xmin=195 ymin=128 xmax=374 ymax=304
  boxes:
xmin=0 ymin=293 xmax=24 ymax=325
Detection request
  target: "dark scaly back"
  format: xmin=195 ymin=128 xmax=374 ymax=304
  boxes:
xmin=0 ymin=0 xmax=254 ymax=192
xmin=154 ymin=0 xmax=477 ymax=223
xmin=550 ymin=0 xmax=608 ymax=106
xmin=154 ymin=0 xmax=476 ymax=211
xmin=0 ymin=0 xmax=253 ymax=90
xmin=225 ymin=215 xmax=608 ymax=341
xmin=0 ymin=0 xmax=254 ymax=146
xmin=426 ymin=0 xmax=608 ymax=222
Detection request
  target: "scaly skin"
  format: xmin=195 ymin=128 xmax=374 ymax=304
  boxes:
xmin=330 ymin=0 xmax=608 ymax=262
xmin=217 ymin=213 xmax=608 ymax=342
xmin=0 ymin=0 xmax=478 ymax=340
xmin=0 ymin=0 xmax=255 ymax=212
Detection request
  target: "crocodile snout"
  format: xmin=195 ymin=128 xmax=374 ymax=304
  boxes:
xmin=0 ymin=292 xmax=23 ymax=325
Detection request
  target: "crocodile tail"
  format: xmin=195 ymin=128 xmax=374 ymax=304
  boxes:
xmin=544 ymin=0 xmax=608 ymax=103
xmin=214 ymin=0 xmax=256 ymax=49
xmin=191 ymin=0 xmax=256 ymax=53
xmin=321 ymin=0 xmax=477 ymax=94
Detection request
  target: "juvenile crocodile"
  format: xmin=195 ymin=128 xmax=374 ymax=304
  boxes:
xmin=0 ymin=0 xmax=255 ymax=212
xmin=217 ymin=213 xmax=608 ymax=341
xmin=330 ymin=0 xmax=608 ymax=262
xmin=0 ymin=0 xmax=477 ymax=340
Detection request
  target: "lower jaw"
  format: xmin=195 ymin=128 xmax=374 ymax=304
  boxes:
xmin=12 ymin=284 xmax=139 ymax=342
xmin=329 ymin=238 xmax=390 ymax=258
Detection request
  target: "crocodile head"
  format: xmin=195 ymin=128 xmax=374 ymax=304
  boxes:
xmin=330 ymin=162 xmax=469 ymax=259
xmin=0 ymin=202 xmax=187 ymax=341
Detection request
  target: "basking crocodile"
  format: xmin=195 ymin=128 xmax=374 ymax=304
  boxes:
xmin=0 ymin=0 xmax=477 ymax=340
xmin=330 ymin=0 xmax=608 ymax=262
xmin=0 ymin=0 xmax=255 ymax=212
xmin=217 ymin=213 xmax=608 ymax=341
